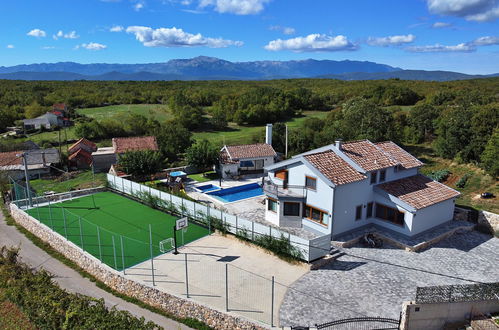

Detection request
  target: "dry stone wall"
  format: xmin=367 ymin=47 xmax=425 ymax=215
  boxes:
xmin=478 ymin=210 xmax=499 ymax=233
xmin=9 ymin=203 xmax=265 ymax=330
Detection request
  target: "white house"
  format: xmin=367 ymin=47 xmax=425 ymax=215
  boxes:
xmin=218 ymin=124 xmax=277 ymax=179
xmin=263 ymin=139 xmax=460 ymax=239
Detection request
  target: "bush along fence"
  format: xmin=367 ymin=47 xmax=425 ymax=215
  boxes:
xmin=107 ymin=174 xmax=330 ymax=262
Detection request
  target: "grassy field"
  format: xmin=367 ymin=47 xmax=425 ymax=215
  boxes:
xmin=77 ymin=104 xmax=172 ymax=122
xmin=193 ymin=110 xmax=329 ymax=146
xmin=187 ymin=171 xmax=219 ymax=183
xmin=26 ymin=192 xmax=209 ymax=270
xmin=29 ymin=171 xmax=107 ymax=194
xmin=406 ymin=144 xmax=498 ymax=213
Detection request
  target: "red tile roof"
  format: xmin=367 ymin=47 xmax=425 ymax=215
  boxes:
xmin=112 ymin=136 xmax=158 ymax=154
xmin=220 ymin=149 xmax=238 ymax=164
xmin=68 ymin=138 xmax=97 ymax=155
xmin=224 ymin=143 xmax=276 ymax=160
xmin=377 ymin=174 xmax=460 ymax=210
xmin=68 ymin=148 xmax=93 ymax=165
xmin=341 ymin=140 xmax=399 ymax=172
xmin=375 ymin=141 xmax=423 ymax=169
xmin=305 ymin=151 xmax=366 ymax=185
xmin=0 ymin=151 xmax=22 ymax=167
xmin=52 ymin=103 xmax=66 ymax=111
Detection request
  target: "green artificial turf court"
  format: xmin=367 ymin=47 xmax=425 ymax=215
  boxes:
xmin=26 ymin=191 xmax=209 ymax=270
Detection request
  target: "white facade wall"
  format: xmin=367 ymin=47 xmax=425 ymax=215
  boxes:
xmin=410 ymin=199 xmax=456 ymax=235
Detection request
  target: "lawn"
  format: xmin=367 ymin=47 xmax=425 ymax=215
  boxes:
xmin=193 ymin=110 xmax=329 ymax=146
xmin=26 ymin=192 xmax=209 ymax=270
xmin=29 ymin=171 xmax=107 ymax=194
xmin=77 ymin=104 xmax=172 ymax=122
xmin=406 ymin=143 xmax=499 ymax=213
xmin=187 ymin=171 xmax=219 ymax=183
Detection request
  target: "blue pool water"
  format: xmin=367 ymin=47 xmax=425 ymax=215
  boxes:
xmin=170 ymin=171 xmax=187 ymax=177
xmin=207 ymin=183 xmax=264 ymax=203
xmin=195 ymin=184 xmax=220 ymax=193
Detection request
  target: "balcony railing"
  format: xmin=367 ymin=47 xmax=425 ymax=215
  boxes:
xmin=262 ymin=179 xmax=307 ymax=199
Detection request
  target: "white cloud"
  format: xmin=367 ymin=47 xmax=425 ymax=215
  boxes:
xmin=471 ymin=36 xmax=499 ymax=45
xmin=42 ymin=46 xmax=55 ymax=50
xmin=110 ymin=25 xmax=124 ymax=32
xmin=406 ymin=43 xmax=475 ymax=52
xmin=6 ymin=44 xmax=14 ymax=49
xmin=269 ymin=25 xmax=295 ymax=35
xmin=432 ymin=21 xmax=452 ymax=28
xmin=367 ymin=34 xmax=415 ymax=46
xmin=76 ymin=42 xmax=107 ymax=50
xmin=264 ymin=34 xmax=357 ymax=52
xmin=134 ymin=2 xmax=145 ymax=11
xmin=27 ymin=29 xmax=46 ymax=37
xmin=53 ymin=30 xmax=79 ymax=40
xmin=426 ymin=0 xmax=499 ymax=22
xmin=126 ymin=25 xmax=243 ymax=47
xmin=199 ymin=0 xmax=270 ymax=15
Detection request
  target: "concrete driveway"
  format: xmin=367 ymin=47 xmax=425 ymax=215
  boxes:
xmin=279 ymin=230 xmax=499 ymax=327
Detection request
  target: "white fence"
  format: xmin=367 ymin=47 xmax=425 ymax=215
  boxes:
xmin=107 ymin=174 xmax=329 ymax=262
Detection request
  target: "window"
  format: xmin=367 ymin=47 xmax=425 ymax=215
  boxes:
xmin=355 ymin=205 xmax=362 ymax=220
xmin=380 ymin=169 xmax=386 ymax=182
xmin=275 ymin=169 xmax=287 ymax=180
xmin=283 ymin=202 xmax=300 ymax=216
xmin=267 ymin=198 xmax=277 ymax=212
xmin=240 ymin=160 xmax=254 ymax=168
xmin=367 ymin=202 xmax=373 ymax=218
xmin=305 ymin=176 xmax=317 ymax=190
xmin=370 ymin=171 xmax=377 ymax=184
xmin=375 ymin=203 xmax=405 ymax=226
xmin=303 ymin=204 xmax=329 ymax=225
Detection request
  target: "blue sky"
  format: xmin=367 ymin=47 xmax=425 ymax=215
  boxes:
xmin=1 ymin=0 xmax=499 ymax=73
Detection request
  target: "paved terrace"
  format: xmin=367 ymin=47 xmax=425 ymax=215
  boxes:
xmin=280 ymin=230 xmax=499 ymax=327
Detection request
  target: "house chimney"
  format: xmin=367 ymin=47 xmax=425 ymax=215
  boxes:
xmin=335 ymin=139 xmax=343 ymax=150
xmin=266 ymin=124 xmax=273 ymax=145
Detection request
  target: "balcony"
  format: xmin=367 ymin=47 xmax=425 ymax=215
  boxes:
xmin=262 ymin=179 xmax=307 ymax=199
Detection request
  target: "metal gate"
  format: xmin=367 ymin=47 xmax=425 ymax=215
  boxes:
xmin=315 ymin=315 xmax=401 ymax=330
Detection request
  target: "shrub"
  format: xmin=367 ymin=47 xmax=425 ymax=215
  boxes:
xmin=427 ymin=169 xmax=450 ymax=182
xmin=253 ymin=234 xmax=303 ymax=261
xmin=456 ymin=173 xmax=471 ymax=188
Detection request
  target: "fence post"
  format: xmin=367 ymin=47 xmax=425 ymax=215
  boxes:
xmin=225 ymin=263 xmax=229 ymax=312
xmin=185 ymin=253 xmax=189 ymax=298
xmin=97 ymin=227 xmax=102 ymax=262
xmin=120 ymin=235 xmax=126 ymax=274
xmin=78 ymin=217 xmax=84 ymax=249
xmin=36 ymin=201 xmax=41 ymax=221
xmin=48 ymin=199 xmax=54 ymax=229
xmin=62 ymin=208 xmax=68 ymax=239
xmin=149 ymin=224 xmax=156 ymax=286
xmin=113 ymin=174 xmax=116 ymax=188
xmin=271 ymin=276 xmax=275 ymax=327
xmin=122 ymin=177 xmax=125 ymax=192
xmin=112 ymin=236 xmax=118 ymax=270
xmin=235 ymin=216 xmax=238 ymax=232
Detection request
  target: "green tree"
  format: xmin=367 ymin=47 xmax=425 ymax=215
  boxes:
xmin=480 ymin=128 xmax=499 ymax=178
xmin=186 ymin=139 xmax=219 ymax=171
xmin=407 ymin=104 xmax=440 ymax=143
xmin=119 ymin=150 xmax=162 ymax=175
xmin=434 ymin=106 xmax=473 ymax=160
xmin=24 ymin=101 xmax=48 ymax=119
xmin=155 ymin=121 xmax=193 ymax=163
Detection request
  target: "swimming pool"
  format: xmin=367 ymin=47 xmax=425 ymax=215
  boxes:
xmin=207 ymin=183 xmax=264 ymax=203
xmin=195 ymin=184 xmax=220 ymax=193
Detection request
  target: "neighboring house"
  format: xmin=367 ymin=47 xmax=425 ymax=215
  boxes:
xmin=91 ymin=136 xmax=158 ymax=173
xmin=23 ymin=113 xmax=59 ymax=130
xmin=112 ymin=136 xmax=159 ymax=156
xmin=50 ymin=103 xmax=71 ymax=127
xmin=0 ymin=148 xmax=60 ymax=180
xmin=263 ymin=139 xmax=460 ymax=239
xmin=68 ymin=138 xmax=98 ymax=169
xmin=92 ymin=147 xmax=116 ymax=173
xmin=218 ymin=124 xmax=277 ymax=179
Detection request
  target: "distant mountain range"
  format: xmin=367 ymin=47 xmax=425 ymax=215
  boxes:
xmin=0 ymin=56 xmax=497 ymax=81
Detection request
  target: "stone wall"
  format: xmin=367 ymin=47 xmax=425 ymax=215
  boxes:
xmin=478 ymin=210 xmax=499 ymax=233
xmin=9 ymin=204 xmax=265 ymax=330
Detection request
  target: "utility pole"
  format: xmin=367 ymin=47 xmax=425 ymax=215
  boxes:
xmin=19 ymin=152 xmax=33 ymax=207
xmin=285 ymin=124 xmax=288 ymax=158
